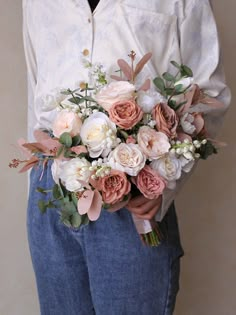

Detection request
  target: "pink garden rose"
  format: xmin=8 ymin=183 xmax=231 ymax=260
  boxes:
xmin=108 ymin=100 xmax=143 ymax=130
xmin=52 ymin=110 xmax=82 ymax=138
xmin=96 ymin=170 xmax=131 ymax=205
xmin=133 ymin=165 xmax=166 ymax=199
xmin=95 ymin=81 xmax=135 ymax=111
xmin=137 ymin=126 xmax=171 ymax=160
xmin=152 ymin=103 xmax=178 ymax=138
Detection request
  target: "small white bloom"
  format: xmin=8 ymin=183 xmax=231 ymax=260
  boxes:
xmin=180 ymin=113 xmax=196 ymax=135
xmin=51 ymin=160 xmax=67 ymax=184
xmin=40 ymin=88 xmax=67 ymax=111
xmin=137 ymin=90 xmax=166 ymax=113
xmin=59 ymin=158 xmax=91 ymax=192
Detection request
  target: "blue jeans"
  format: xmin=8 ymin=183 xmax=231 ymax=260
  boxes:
xmin=27 ymin=160 xmax=184 ymax=315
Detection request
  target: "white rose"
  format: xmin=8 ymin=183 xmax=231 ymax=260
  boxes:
xmin=108 ymin=143 xmax=146 ymax=176
xmin=95 ymin=81 xmax=135 ymax=111
xmin=59 ymin=158 xmax=91 ymax=192
xmin=40 ymin=87 xmax=67 ymax=111
xmin=179 ymin=156 xmax=195 ymax=173
xmin=80 ymin=112 xmax=117 ymax=158
xmin=137 ymin=90 xmax=165 ymax=113
xmin=150 ymin=154 xmax=182 ymax=189
xmin=174 ymin=77 xmax=194 ymax=91
xmin=180 ymin=112 xmax=196 ymax=135
xmin=51 ymin=159 xmax=67 ymax=184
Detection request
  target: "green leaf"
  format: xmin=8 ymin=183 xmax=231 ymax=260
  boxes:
xmin=181 ymin=65 xmax=193 ymax=77
xmin=38 ymin=200 xmax=47 ymax=214
xmin=162 ymin=72 xmax=175 ymax=82
xmin=198 ymin=141 xmax=218 ymax=160
xmin=153 ymin=77 xmax=165 ymax=92
xmin=168 ymin=99 xmax=177 ymax=109
xmin=56 ymin=145 xmax=64 ymax=158
xmin=68 ymin=96 xmax=81 ymax=104
xmin=71 ymin=212 xmax=82 ymax=228
xmin=71 ymin=194 xmax=78 ymax=208
xmin=46 ymin=201 xmax=56 ymax=209
xmin=72 ymin=135 xmax=81 ymax=146
xmin=53 ymin=184 xmax=61 ymax=199
xmin=174 ymin=84 xmax=184 ymax=93
xmin=165 ymin=88 xmax=175 ymax=95
xmin=170 ymin=60 xmax=181 ymax=69
xmin=59 ymin=132 xmax=72 ymax=148
xmin=36 ymin=187 xmax=47 ymax=195
xmin=81 ymin=214 xmax=90 ymax=226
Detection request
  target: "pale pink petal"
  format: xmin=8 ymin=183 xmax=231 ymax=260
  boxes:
xmin=193 ymin=114 xmax=204 ymax=134
xmin=17 ymin=138 xmax=32 ymax=159
xmin=87 ymin=190 xmax=102 ymax=221
xmin=70 ymin=145 xmax=88 ymax=155
xmin=138 ymin=79 xmax=151 ymax=92
xmin=177 ymin=132 xmax=192 ymax=142
xmin=77 ymin=190 xmax=94 ymax=215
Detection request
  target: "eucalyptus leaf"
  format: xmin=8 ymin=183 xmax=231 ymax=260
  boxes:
xmin=162 ymin=72 xmax=175 ymax=82
xmin=71 ymin=212 xmax=82 ymax=228
xmin=53 ymin=184 xmax=61 ymax=199
xmin=170 ymin=60 xmax=181 ymax=69
xmin=38 ymin=200 xmax=47 ymax=214
xmin=72 ymin=135 xmax=81 ymax=146
xmin=181 ymin=65 xmax=193 ymax=77
xmin=36 ymin=187 xmax=47 ymax=195
xmin=59 ymin=132 xmax=72 ymax=148
xmin=153 ymin=77 xmax=165 ymax=92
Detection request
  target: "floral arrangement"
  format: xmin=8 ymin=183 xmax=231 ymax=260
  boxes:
xmin=10 ymin=51 xmax=224 ymax=246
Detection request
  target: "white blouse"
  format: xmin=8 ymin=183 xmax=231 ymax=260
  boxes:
xmin=22 ymin=0 xmax=231 ymax=220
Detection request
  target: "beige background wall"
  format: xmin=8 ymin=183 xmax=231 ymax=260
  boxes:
xmin=0 ymin=1 xmax=235 ymax=314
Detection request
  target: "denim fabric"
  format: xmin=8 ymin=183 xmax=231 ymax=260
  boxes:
xmin=27 ymin=160 xmax=184 ymax=315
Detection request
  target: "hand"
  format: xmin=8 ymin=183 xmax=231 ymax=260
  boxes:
xmin=126 ymin=195 xmax=162 ymax=220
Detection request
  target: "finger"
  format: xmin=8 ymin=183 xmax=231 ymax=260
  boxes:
xmin=127 ymin=199 xmax=155 ymax=215
xmin=127 ymin=195 xmax=148 ymax=208
xmin=135 ymin=203 xmax=161 ymax=220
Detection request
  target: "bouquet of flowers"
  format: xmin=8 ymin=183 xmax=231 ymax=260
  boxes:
xmin=10 ymin=51 xmax=224 ymax=246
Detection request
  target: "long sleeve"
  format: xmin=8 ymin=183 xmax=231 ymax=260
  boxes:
xmin=155 ymin=0 xmax=231 ymax=221
xmin=22 ymin=0 xmax=38 ymax=142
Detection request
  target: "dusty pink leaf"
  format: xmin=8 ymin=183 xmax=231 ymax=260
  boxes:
xmin=87 ymin=189 xmax=102 ymax=221
xmin=201 ymin=96 xmax=225 ymax=109
xmin=110 ymin=75 xmax=124 ymax=81
xmin=138 ymin=79 xmax=151 ymax=91
xmin=17 ymin=138 xmax=32 ymax=159
xmin=193 ymin=113 xmax=204 ymax=135
xmin=41 ymin=139 xmax=61 ymax=155
xmin=70 ymin=145 xmax=88 ymax=155
xmin=22 ymin=142 xmax=48 ymax=153
xmin=134 ymin=52 xmax=152 ymax=78
xmin=117 ymin=59 xmax=132 ymax=80
xmin=77 ymin=190 xmax=94 ymax=215
xmin=19 ymin=156 xmax=39 ymax=173
xmin=34 ymin=130 xmax=51 ymax=142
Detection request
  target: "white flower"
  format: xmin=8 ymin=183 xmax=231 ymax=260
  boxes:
xmin=137 ymin=90 xmax=165 ymax=113
xmin=95 ymin=81 xmax=135 ymax=111
xmin=174 ymin=77 xmax=194 ymax=90
xmin=179 ymin=156 xmax=195 ymax=173
xmin=59 ymin=158 xmax=91 ymax=192
xmin=180 ymin=112 xmax=196 ymax=135
xmin=40 ymin=87 xmax=67 ymax=111
xmin=80 ymin=112 xmax=117 ymax=158
xmin=52 ymin=109 xmax=82 ymax=138
xmin=151 ymin=154 xmax=182 ymax=189
xmin=51 ymin=160 xmax=67 ymax=184
xmin=108 ymin=143 xmax=146 ymax=176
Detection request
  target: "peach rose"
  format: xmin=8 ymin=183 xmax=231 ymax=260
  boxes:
xmin=52 ymin=110 xmax=82 ymax=138
xmin=133 ymin=165 xmax=166 ymax=199
xmin=96 ymin=170 xmax=131 ymax=205
xmin=95 ymin=81 xmax=135 ymax=111
xmin=137 ymin=126 xmax=171 ymax=160
xmin=108 ymin=100 xmax=143 ymax=130
xmin=152 ymin=103 xmax=178 ymax=138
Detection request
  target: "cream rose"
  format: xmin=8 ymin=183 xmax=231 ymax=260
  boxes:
xmin=108 ymin=143 xmax=146 ymax=176
xmin=150 ymin=154 xmax=182 ymax=189
xmin=52 ymin=110 xmax=82 ymax=138
xmin=59 ymin=158 xmax=91 ymax=192
xmin=137 ymin=126 xmax=171 ymax=160
xmin=80 ymin=112 xmax=118 ymax=158
xmin=95 ymin=81 xmax=135 ymax=111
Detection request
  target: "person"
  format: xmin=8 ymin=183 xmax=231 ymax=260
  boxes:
xmin=23 ymin=0 xmax=231 ymax=314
